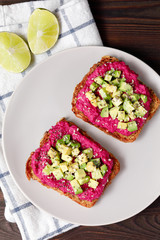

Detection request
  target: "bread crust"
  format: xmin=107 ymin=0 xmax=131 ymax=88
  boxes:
xmin=71 ymin=56 xmax=160 ymax=142
xmin=26 ymin=118 xmax=120 ymax=208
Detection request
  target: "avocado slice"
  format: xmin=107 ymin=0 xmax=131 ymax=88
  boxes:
xmin=135 ymin=106 xmax=147 ymax=118
xmin=127 ymin=121 xmax=138 ymax=132
xmin=88 ymin=179 xmax=99 ymax=189
xmin=141 ymin=94 xmax=148 ymax=103
xmin=112 ymin=96 xmax=123 ymax=107
xmin=117 ymin=122 xmax=128 ymax=130
xmin=110 ymin=106 xmax=119 ymax=119
xmin=42 ymin=164 xmax=54 ymax=175
xmin=119 ymin=81 xmax=133 ymax=94
xmin=83 ymin=148 xmax=93 ymax=159
xmin=112 ymin=70 xmax=121 ymax=78
xmin=100 ymin=106 xmax=109 ymax=118
xmin=62 ymin=134 xmax=71 ymax=144
xmin=52 ymin=169 xmax=64 ymax=180
xmin=78 ymin=176 xmax=90 ymax=185
xmin=97 ymin=99 xmax=108 ymax=109
xmin=104 ymin=74 xmax=112 ymax=82
xmin=75 ymin=169 xmax=86 ymax=180
xmin=123 ymin=98 xmax=134 ymax=113
xmin=70 ymin=179 xmax=83 ymax=194
xmin=92 ymin=169 xmax=103 ymax=180
xmin=99 ymin=88 xmax=111 ymax=100
xmin=90 ymin=82 xmax=99 ymax=92
xmin=100 ymin=164 xmax=108 ymax=176
xmin=94 ymin=76 xmax=105 ymax=85
xmin=90 ymin=158 xmax=101 ymax=167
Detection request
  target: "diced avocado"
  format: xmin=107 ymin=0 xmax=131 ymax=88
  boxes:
xmin=129 ymin=112 xmax=136 ymax=120
xmin=127 ymin=121 xmax=138 ymax=132
xmin=91 ymin=99 xmax=98 ymax=107
xmin=90 ymin=158 xmax=101 ymax=167
xmin=86 ymin=161 xmax=96 ymax=172
xmin=99 ymin=88 xmax=111 ymax=100
xmin=48 ymin=147 xmax=59 ymax=159
xmin=70 ymin=179 xmax=83 ymax=194
xmin=80 ymin=162 xmax=87 ymax=170
xmin=75 ymin=169 xmax=86 ymax=180
xmin=78 ymin=176 xmax=90 ymax=185
xmin=117 ymin=122 xmax=128 ymax=130
xmin=52 ymin=159 xmax=60 ymax=167
xmin=112 ymin=78 xmax=120 ymax=86
xmin=52 ymin=169 xmax=64 ymax=180
xmin=141 ymin=94 xmax=148 ymax=103
xmin=97 ymin=99 xmax=108 ymax=109
xmin=42 ymin=164 xmax=54 ymax=175
xmin=56 ymin=139 xmax=64 ymax=151
xmin=133 ymin=101 xmax=140 ymax=109
xmin=100 ymin=164 xmax=108 ymax=176
xmin=72 ymin=147 xmax=80 ymax=157
xmin=60 ymin=145 xmax=72 ymax=155
xmin=66 ymin=173 xmax=74 ymax=181
xmin=123 ymin=98 xmax=134 ymax=113
xmin=124 ymin=114 xmax=130 ymax=122
xmin=118 ymin=111 xmax=125 ymax=121
xmin=100 ymin=106 xmax=109 ymax=118
xmin=90 ymin=82 xmax=99 ymax=92
xmin=85 ymin=91 xmax=96 ymax=101
xmin=92 ymin=168 xmax=103 ymax=180
xmin=104 ymin=74 xmax=112 ymax=82
xmin=94 ymin=76 xmax=105 ymax=85
xmin=135 ymin=106 xmax=147 ymax=118
xmin=70 ymin=140 xmax=81 ymax=149
xmin=83 ymin=148 xmax=93 ymax=159
xmin=112 ymin=90 xmax=121 ymax=97
xmin=112 ymin=96 xmax=123 ymax=107
xmin=88 ymin=179 xmax=99 ymax=189
xmin=112 ymin=70 xmax=121 ymax=78
xmin=119 ymin=82 xmax=133 ymax=94
xmin=61 ymin=154 xmax=73 ymax=163
xmin=101 ymin=82 xmax=109 ymax=88
xmin=68 ymin=162 xmax=79 ymax=173
xmin=77 ymin=153 xmax=88 ymax=165
xmin=60 ymin=162 xmax=68 ymax=172
xmin=106 ymin=84 xmax=117 ymax=93
xmin=62 ymin=134 xmax=70 ymax=144
xmin=130 ymin=94 xmax=140 ymax=102
xmin=110 ymin=107 xmax=119 ymax=119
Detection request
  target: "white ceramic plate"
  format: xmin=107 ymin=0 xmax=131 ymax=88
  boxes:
xmin=2 ymin=46 xmax=160 ymax=226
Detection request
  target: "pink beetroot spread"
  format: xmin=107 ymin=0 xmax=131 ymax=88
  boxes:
xmin=76 ymin=61 xmax=152 ymax=136
xmin=31 ymin=120 xmax=113 ymax=201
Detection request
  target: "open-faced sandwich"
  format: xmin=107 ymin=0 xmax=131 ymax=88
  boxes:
xmin=72 ymin=56 xmax=160 ymax=142
xmin=26 ymin=118 xmax=120 ymax=208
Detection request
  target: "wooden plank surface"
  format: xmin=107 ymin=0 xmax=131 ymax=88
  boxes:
xmin=0 ymin=0 xmax=160 ymax=239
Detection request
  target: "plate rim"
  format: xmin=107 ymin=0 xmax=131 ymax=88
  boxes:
xmin=2 ymin=45 xmax=160 ymax=226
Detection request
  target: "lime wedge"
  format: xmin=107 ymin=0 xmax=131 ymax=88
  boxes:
xmin=27 ymin=9 xmax=60 ymax=54
xmin=0 ymin=32 xmax=31 ymax=73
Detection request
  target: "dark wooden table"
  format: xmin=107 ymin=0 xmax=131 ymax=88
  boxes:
xmin=0 ymin=0 xmax=160 ymax=239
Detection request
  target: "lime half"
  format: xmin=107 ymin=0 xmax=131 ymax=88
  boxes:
xmin=0 ymin=32 xmax=31 ymax=73
xmin=27 ymin=9 xmax=60 ymax=54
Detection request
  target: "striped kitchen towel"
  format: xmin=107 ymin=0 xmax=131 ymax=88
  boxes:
xmin=0 ymin=0 xmax=102 ymax=239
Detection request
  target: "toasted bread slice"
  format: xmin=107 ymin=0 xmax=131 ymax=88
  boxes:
xmin=26 ymin=118 xmax=120 ymax=208
xmin=72 ymin=56 xmax=160 ymax=142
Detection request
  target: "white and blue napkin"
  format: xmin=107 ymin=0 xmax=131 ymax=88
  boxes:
xmin=0 ymin=0 xmax=102 ymax=239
